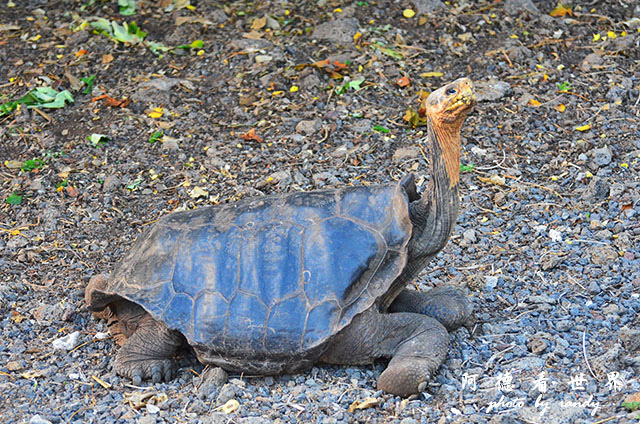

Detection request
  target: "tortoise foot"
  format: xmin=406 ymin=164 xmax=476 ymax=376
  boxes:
xmin=376 ymin=316 xmax=449 ymax=396
xmin=116 ymin=355 xmax=174 ymax=385
xmin=389 ymin=286 xmax=474 ymax=331
xmin=114 ymin=316 xmax=183 ymax=385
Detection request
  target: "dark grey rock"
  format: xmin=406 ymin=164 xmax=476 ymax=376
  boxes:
xmin=504 ymin=0 xmax=539 ymax=15
xmin=476 ymin=80 xmax=512 ymax=102
xmin=620 ymin=327 xmax=640 ymax=352
xmin=295 ymin=119 xmax=321 ymax=136
xmin=413 ymin=0 xmax=446 ymax=15
xmin=216 ymin=383 xmax=237 ymax=405
xmin=582 ymin=177 xmax=610 ymax=202
xmin=313 ymin=18 xmax=359 ymax=44
xmin=393 ymin=146 xmax=421 ymax=162
xmin=587 ymin=245 xmax=618 ymax=265
xmin=590 ymin=145 xmax=612 ymax=167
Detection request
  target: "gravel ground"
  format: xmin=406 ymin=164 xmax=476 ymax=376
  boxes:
xmin=1 ymin=1 xmax=640 ymax=423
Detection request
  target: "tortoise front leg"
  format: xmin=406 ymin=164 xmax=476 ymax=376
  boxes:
xmin=322 ymin=309 xmax=449 ymax=397
xmin=388 ymin=286 xmax=474 ymax=331
xmin=115 ymin=316 xmax=183 ymax=385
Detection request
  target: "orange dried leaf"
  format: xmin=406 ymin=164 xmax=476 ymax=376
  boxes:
xmin=528 ymin=99 xmax=542 ymax=107
xmin=396 ymin=75 xmax=411 ymax=87
xmin=240 ymin=128 xmax=263 ymax=143
xmin=11 ymin=311 xmax=26 ymax=323
xmin=66 ymin=186 xmax=79 ymax=198
xmin=75 ymin=49 xmax=87 ymax=57
xmin=549 ymin=4 xmax=572 ymax=17
xmin=554 ymin=104 xmax=566 ymax=112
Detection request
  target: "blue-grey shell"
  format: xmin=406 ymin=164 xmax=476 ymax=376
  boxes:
xmin=101 ymin=179 xmax=413 ymax=357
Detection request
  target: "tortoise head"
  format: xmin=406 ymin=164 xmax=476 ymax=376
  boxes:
xmin=423 ymin=78 xmax=476 ymax=127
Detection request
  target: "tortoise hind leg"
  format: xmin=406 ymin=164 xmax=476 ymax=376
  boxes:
xmin=322 ymin=309 xmax=449 ymax=397
xmin=389 ymin=286 xmax=474 ymax=331
xmin=115 ymin=316 xmax=183 ymax=385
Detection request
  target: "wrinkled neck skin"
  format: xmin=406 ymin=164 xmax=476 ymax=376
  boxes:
xmin=408 ymin=114 xmax=462 ymax=259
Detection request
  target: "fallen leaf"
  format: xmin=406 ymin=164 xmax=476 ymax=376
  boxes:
xmin=66 ymin=186 xmax=79 ymax=198
xmin=102 ymin=54 xmax=114 ymax=64
xmin=528 ymin=99 xmax=542 ymax=107
xmin=549 ymin=4 xmax=572 ymax=17
xmin=5 ymin=160 xmax=24 ymax=169
xmin=240 ymin=128 xmax=263 ymax=143
xmin=403 ymin=9 xmax=415 ymax=18
xmin=295 ymin=59 xmax=349 ymax=79
xmin=251 ymin=16 xmax=267 ymax=30
xmin=148 ymin=107 xmax=164 ymax=118
xmin=403 ymin=107 xmax=427 ymax=128
xmin=11 ymin=311 xmax=26 ymax=323
xmin=189 ymin=186 xmax=208 ymax=198
xmin=218 ymin=399 xmax=240 ymax=413
xmin=478 ymin=174 xmax=506 ymax=186
xmin=92 ymin=94 xmax=129 ymax=108
xmin=554 ymin=104 xmax=566 ymax=112
xmin=242 ymin=30 xmax=263 ymax=40
xmin=21 ymin=369 xmax=47 ymax=379
xmin=396 ymin=75 xmax=410 ymax=87
xmin=348 ymin=397 xmax=380 ymax=413
xmin=420 ymin=71 xmax=443 ymax=78
xmin=124 ymin=391 xmax=154 ymax=409
xmin=575 ymin=124 xmax=591 ymax=131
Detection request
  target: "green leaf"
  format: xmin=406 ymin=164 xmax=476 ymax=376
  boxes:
xmin=81 ymin=75 xmax=96 ymax=95
xmin=335 ymin=78 xmax=365 ymax=95
xmin=6 ymin=192 xmax=22 ymax=205
xmin=371 ymin=43 xmax=403 ymax=59
xmin=56 ymin=179 xmax=68 ymax=188
xmin=126 ymin=177 xmax=142 ymax=191
xmin=34 ymin=90 xmax=74 ymax=109
xmin=118 ymin=0 xmax=136 ymax=16
xmin=87 ymin=133 xmax=110 ymax=147
xmin=460 ymin=163 xmax=475 ymax=172
xmin=149 ymin=130 xmax=163 ymax=144
xmin=372 ymin=124 xmax=389 ymax=133
xmin=89 ymin=18 xmax=112 ymax=35
xmin=0 ymin=100 xmax=19 ymax=117
xmin=21 ymin=158 xmax=43 ymax=172
xmin=147 ymin=41 xmax=171 ymax=56
xmin=177 ymin=39 xmax=204 ymax=49
xmin=90 ymin=19 xmax=146 ymax=44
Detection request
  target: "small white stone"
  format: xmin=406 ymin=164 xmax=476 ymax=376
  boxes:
xmin=68 ymin=373 xmax=81 ymax=380
xmin=30 ymin=415 xmax=52 ymax=424
xmin=52 ymin=331 xmax=80 ymax=351
xmin=94 ymin=332 xmax=110 ymax=340
xmin=549 ymin=228 xmax=563 ymax=242
xmin=147 ymin=404 xmax=160 ymax=414
xmin=485 ymin=276 xmax=499 ymax=290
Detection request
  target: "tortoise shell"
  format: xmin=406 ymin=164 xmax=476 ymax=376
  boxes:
xmin=96 ymin=177 xmax=413 ymax=363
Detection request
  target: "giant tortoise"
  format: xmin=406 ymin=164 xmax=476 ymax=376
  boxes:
xmin=86 ymin=78 xmax=476 ymax=396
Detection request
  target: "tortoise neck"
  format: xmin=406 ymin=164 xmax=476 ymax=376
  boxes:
xmin=407 ymin=116 xmax=461 ymax=257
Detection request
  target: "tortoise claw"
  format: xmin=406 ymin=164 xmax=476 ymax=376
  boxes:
xmin=151 ymin=364 xmax=162 ymax=383
xmin=132 ymin=369 xmax=142 ymax=386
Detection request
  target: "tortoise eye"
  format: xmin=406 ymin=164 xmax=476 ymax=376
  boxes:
xmin=446 ymin=88 xmax=457 ymax=96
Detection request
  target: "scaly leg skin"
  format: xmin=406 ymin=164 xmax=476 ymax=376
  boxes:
xmin=322 ymin=309 xmax=449 ymax=397
xmin=115 ymin=316 xmax=183 ymax=385
xmin=388 ymin=286 xmax=474 ymax=332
